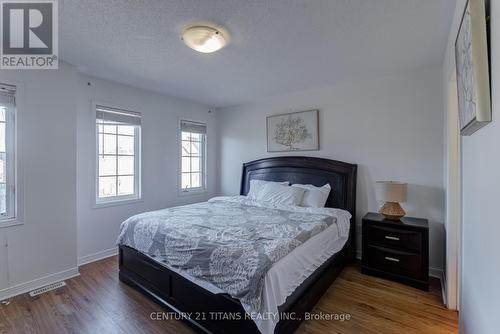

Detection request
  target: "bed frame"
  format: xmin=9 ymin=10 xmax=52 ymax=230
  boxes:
xmin=119 ymin=156 xmax=357 ymax=333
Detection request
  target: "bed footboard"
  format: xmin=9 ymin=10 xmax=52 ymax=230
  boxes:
xmin=119 ymin=244 xmax=348 ymax=334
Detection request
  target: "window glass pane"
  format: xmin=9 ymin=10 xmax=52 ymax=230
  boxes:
xmin=117 ymin=125 xmax=134 ymax=136
xmin=182 ymin=157 xmax=191 ymax=173
xmin=103 ymin=124 xmax=117 ymax=134
xmin=181 ymin=173 xmax=191 ymax=189
xmin=118 ymin=135 xmax=134 ymax=155
xmin=118 ymin=176 xmax=134 ymax=195
xmin=190 ymin=142 xmax=200 ymax=156
xmin=181 ymin=141 xmax=190 ymax=156
xmin=0 ymin=153 xmax=5 ymax=182
xmin=190 ymin=132 xmax=201 ymax=141
xmin=0 ymin=98 xmax=14 ymax=219
xmin=97 ymin=107 xmax=141 ymax=201
xmin=0 ymin=123 xmax=5 ymax=152
xmin=99 ymin=176 xmax=116 ymax=198
xmin=118 ymin=156 xmax=134 ymax=175
xmin=180 ymin=129 xmax=205 ymax=191
xmin=103 ymin=134 xmax=116 ymax=154
xmin=0 ymin=183 xmax=5 ymax=214
xmin=98 ymin=132 xmax=103 ymax=155
xmin=191 ymin=173 xmax=201 ymax=188
xmin=99 ymin=155 xmax=116 ymax=176
xmin=191 ymin=157 xmax=200 ymax=173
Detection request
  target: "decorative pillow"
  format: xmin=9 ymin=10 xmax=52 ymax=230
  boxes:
xmin=256 ymin=183 xmax=306 ymax=206
xmin=291 ymin=183 xmax=331 ymax=208
xmin=247 ymin=179 xmax=289 ymax=199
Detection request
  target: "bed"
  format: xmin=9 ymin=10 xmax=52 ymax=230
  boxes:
xmin=118 ymin=156 xmax=357 ymax=334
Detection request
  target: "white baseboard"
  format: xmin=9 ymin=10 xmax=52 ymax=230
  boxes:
xmin=429 ymin=268 xmax=447 ymax=305
xmin=429 ymin=267 xmax=443 ymax=279
xmin=78 ymin=247 xmax=118 ymax=266
xmin=0 ymin=267 xmax=79 ymax=302
xmin=440 ymin=270 xmax=447 ymax=306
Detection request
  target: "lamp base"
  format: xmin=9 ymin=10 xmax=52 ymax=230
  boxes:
xmin=379 ymin=201 xmax=406 ymax=221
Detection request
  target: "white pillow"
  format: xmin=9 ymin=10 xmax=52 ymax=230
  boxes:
xmin=247 ymin=179 xmax=289 ymax=199
xmin=291 ymin=183 xmax=331 ymax=208
xmin=256 ymin=183 xmax=305 ymax=206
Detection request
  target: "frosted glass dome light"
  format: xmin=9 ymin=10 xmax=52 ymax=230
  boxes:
xmin=182 ymin=26 xmax=227 ymax=53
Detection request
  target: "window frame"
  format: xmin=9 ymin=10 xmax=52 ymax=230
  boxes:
xmin=0 ymin=84 xmax=17 ymax=225
xmin=179 ymin=119 xmax=207 ymax=195
xmin=94 ymin=102 xmax=142 ymax=206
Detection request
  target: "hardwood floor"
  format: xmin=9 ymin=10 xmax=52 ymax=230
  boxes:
xmin=0 ymin=257 xmax=458 ymax=334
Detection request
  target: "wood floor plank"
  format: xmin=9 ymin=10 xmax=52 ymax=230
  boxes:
xmin=0 ymin=257 xmax=458 ymax=334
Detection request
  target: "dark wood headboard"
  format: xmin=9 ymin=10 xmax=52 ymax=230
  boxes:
xmin=240 ymin=156 xmax=357 ymax=260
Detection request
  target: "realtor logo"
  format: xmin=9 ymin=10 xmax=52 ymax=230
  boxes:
xmin=0 ymin=0 xmax=58 ymax=69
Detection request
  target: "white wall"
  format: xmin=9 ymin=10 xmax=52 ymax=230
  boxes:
xmin=0 ymin=62 xmax=78 ymax=299
xmin=216 ymin=68 xmax=445 ymax=273
xmin=0 ymin=64 xmax=217 ymax=297
xmin=443 ymin=0 xmax=500 ymax=333
xmin=76 ymin=75 xmax=216 ymax=263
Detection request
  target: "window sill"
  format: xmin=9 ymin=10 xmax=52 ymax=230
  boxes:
xmin=178 ymin=188 xmax=208 ymax=197
xmin=94 ymin=198 xmax=143 ymax=209
xmin=0 ymin=219 xmax=24 ymax=229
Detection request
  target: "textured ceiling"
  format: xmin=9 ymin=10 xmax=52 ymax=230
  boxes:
xmin=59 ymin=0 xmax=456 ymax=107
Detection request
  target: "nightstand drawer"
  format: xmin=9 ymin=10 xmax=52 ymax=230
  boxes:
xmin=362 ymin=213 xmax=429 ymax=290
xmin=364 ymin=245 xmax=421 ymax=276
xmin=365 ymin=224 xmax=422 ymax=252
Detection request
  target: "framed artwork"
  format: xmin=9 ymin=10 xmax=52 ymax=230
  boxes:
xmin=455 ymin=0 xmax=491 ymax=136
xmin=266 ymin=110 xmax=319 ymax=152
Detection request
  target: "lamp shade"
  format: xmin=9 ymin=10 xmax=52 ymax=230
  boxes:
xmin=376 ymin=181 xmax=407 ymax=203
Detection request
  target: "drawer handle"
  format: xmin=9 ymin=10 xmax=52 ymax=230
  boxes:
xmin=385 ymin=256 xmax=400 ymax=263
xmin=385 ymin=235 xmax=400 ymax=241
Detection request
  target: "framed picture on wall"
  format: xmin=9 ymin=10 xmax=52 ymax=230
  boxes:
xmin=455 ymin=0 xmax=491 ymax=136
xmin=266 ymin=110 xmax=319 ymax=152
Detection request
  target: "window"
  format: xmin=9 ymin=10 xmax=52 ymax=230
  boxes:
xmin=0 ymin=84 xmax=15 ymax=221
xmin=180 ymin=120 xmax=206 ymax=192
xmin=96 ymin=105 xmax=141 ymax=204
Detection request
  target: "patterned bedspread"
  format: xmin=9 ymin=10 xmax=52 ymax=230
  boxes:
xmin=117 ymin=196 xmax=336 ymax=314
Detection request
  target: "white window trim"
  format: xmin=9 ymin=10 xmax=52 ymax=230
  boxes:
xmin=0 ymin=80 xmax=24 ymax=228
xmin=92 ymin=100 xmax=142 ymax=208
xmin=178 ymin=118 xmax=207 ymax=196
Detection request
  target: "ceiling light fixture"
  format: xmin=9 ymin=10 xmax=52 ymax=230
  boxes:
xmin=182 ymin=25 xmax=227 ymax=53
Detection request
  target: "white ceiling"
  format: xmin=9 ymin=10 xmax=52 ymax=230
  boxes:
xmin=59 ymin=0 xmax=456 ymax=107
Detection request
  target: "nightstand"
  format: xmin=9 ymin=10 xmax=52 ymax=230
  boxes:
xmin=361 ymin=212 xmax=429 ymax=290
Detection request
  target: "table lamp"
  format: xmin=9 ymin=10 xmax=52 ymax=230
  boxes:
xmin=376 ymin=181 xmax=407 ymax=220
